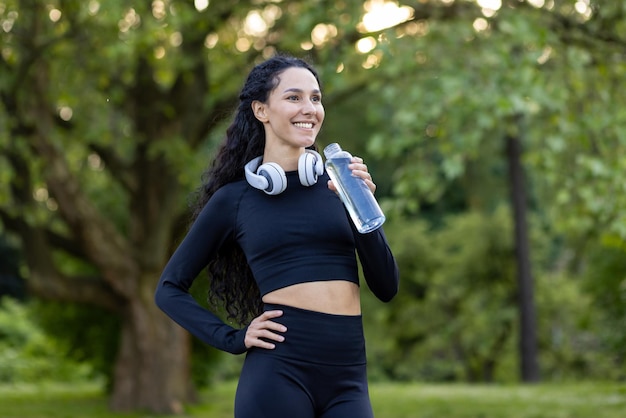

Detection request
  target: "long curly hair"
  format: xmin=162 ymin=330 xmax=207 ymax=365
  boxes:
xmin=192 ymin=54 xmax=322 ymax=325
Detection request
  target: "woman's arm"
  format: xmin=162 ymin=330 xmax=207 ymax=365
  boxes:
xmin=328 ymin=156 xmax=400 ymax=302
xmin=353 ymin=225 xmax=399 ymax=302
xmin=154 ymin=187 xmax=248 ymax=354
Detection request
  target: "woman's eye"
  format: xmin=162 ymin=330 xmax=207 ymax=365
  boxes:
xmin=288 ymin=95 xmax=300 ymax=101
xmin=312 ymin=95 xmax=322 ymax=103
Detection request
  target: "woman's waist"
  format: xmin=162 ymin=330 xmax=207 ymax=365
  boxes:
xmin=261 ymin=280 xmax=361 ymax=316
xmin=255 ymin=302 xmax=366 ymax=365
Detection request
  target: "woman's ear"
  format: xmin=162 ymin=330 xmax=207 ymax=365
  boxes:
xmin=251 ymin=100 xmax=268 ymax=123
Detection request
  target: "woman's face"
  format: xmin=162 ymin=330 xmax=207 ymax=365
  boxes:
xmin=253 ymin=67 xmax=325 ymax=151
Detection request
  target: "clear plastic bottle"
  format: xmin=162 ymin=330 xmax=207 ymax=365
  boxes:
xmin=324 ymin=143 xmax=386 ymax=233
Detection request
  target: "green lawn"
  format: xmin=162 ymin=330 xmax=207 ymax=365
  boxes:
xmin=0 ymin=381 xmax=624 ymax=417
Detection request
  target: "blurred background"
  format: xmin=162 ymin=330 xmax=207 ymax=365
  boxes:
xmin=1 ymin=0 xmax=625 ymax=415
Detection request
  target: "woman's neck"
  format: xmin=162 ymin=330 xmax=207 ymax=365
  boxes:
xmin=263 ymin=147 xmax=304 ymax=172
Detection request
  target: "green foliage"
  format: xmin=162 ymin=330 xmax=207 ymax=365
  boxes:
xmin=363 ymin=209 xmax=615 ymax=382
xmin=31 ymin=301 xmax=120 ymax=389
xmin=0 ymin=298 xmax=93 ymax=383
xmin=581 ymin=241 xmax=626 ymax=377
xmin=343 ymin=0 xmax=626 ymax=385
xmin=365 ymin=210 xmax=518 ymax=382
xmin=359 ymin=1 xmax=626 ymax=245
xmin=535 ymin=270 xmax=619 ymax=381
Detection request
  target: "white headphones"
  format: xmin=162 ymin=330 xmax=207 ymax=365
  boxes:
xmin=244 ymin=149 xmax=324 ymax=195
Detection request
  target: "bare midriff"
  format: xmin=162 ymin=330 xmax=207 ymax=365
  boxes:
xmin=262 ymin=280 xmax=361 ymax=315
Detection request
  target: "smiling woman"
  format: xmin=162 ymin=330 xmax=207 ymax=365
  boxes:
xmin=154 ymin=54 xmax=399 ymax=418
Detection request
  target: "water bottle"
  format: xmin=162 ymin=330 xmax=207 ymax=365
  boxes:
xmin=323 ymin=143 xmax=386 ymax=233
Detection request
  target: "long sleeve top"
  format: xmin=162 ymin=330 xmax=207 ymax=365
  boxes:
xmin=155 ymin=171 xmax=399 ymax=354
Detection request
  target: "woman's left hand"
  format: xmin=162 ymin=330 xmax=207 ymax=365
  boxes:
xmin=327 ymin=156 xmax=377 ymax=194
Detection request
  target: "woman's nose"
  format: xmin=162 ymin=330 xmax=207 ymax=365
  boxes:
xmin=302 ymin=100 xmax=317 ymax=115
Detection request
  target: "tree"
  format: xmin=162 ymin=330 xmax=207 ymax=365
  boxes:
xmin=361 ymin=0 xmax=626 ymax=382
xmin=506 ymin=120 xmax=539 ymax=381
xmin=0 ymin=0 xmax=413 ymax=412
xmin=2 ymin=0 xmax=211 ymax=412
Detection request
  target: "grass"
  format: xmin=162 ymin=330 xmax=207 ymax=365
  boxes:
xmin=369 ymin=382 xmax=626 ymax=418
xmin=0 ymin=380 xmax=625 ymax=417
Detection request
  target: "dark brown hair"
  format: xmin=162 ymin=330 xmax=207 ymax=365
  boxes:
xmin=193 ymin=54 xmax=321 ymax=325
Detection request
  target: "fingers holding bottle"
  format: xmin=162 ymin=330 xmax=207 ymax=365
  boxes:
xmin=327 ymin=156 xmax=377 ymax=194
xmin=349 ymin=156 xmax=376 ymax=194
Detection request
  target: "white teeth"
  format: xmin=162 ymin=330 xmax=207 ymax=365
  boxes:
xmin=294 ymin=122 xmax=313 ymax=129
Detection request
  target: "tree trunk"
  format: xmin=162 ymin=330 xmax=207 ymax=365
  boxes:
xmin=8 ymin=5 xmax=198 ymax=410
xmin=505 ymin=127 xmax=540 ymax=382
xmin=110 ymin=274 xmax=195 ymax=413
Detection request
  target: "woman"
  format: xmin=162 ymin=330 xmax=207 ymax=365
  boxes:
xmin=155 ymin=54 xmax=399 ymax=418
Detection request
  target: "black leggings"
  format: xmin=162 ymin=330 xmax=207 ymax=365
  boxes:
xmin=234 ymin=304 xmax=374 ymax=418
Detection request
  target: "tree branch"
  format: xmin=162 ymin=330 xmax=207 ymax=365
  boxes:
xmin=0 ymin=200 xmax=124 ymax=311
xmin=513 ymin=0 xmax=626 ymax=50
xmin=29 ymin=136 xmax=139 ymax=298
xmin=0 ymin=208 xmax=87 ymax=260
xmin=21 ymin=16 xmax=140 ymax=298
xmin=88 ymin=143 xmax=137 ymax=193
xmin=28 ymin=270 xmax=125 ymax=313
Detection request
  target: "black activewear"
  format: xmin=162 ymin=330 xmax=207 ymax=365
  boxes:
xmin=155 ymin=170 xmax=399 ymax=354
xmin=235 ymin=304 xmax=373 ymax=418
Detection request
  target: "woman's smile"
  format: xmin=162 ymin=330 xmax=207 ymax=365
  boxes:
xmin=293 ymin=122 xmax=314 ymax=129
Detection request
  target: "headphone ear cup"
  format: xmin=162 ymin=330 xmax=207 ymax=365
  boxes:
xmin=311 ymin=150 xmax=324 ymax=176
xmin=298 ymin=150 xmax=323 ymax=187
xmin=245 ymin=157 xmax=267 ymax=190
xmin=257 ymin=162 xmax=287 ymax=195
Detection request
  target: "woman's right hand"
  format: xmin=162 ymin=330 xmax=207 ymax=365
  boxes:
xmin=244 ymin=310 xmax=286 ymax=349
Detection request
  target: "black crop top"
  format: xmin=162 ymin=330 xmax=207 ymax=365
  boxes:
xmin=155 ymin=171 xmax=399 ymax=354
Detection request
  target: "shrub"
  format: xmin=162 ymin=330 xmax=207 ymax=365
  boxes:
xmin=0 ymin=298 xmax=92 ymax=383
